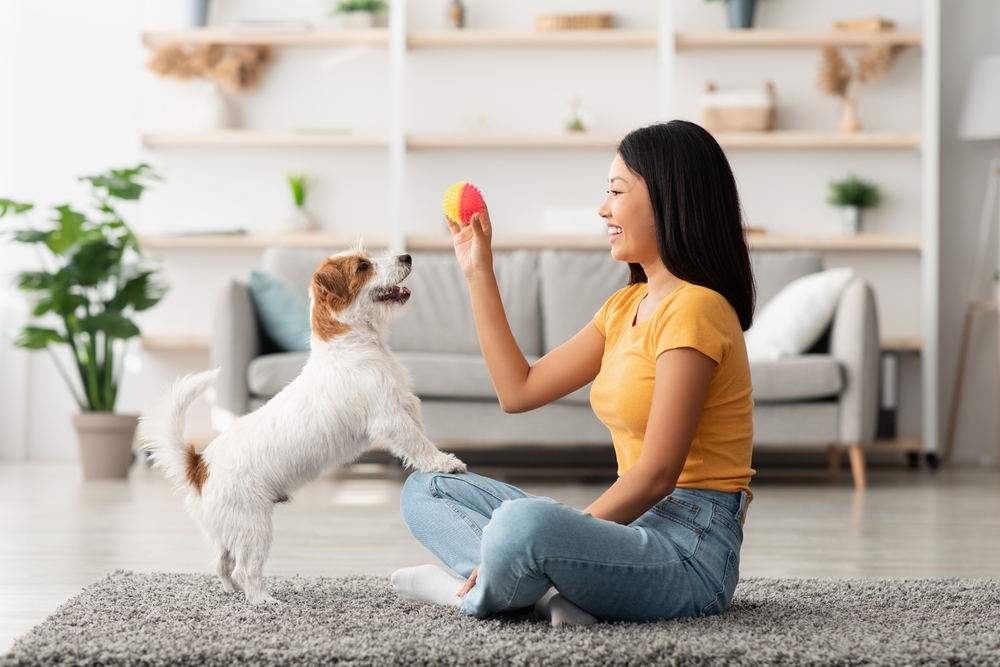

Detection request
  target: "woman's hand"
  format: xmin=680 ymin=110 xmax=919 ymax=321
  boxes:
xmin=447 ymin=205 xmax=494 ymax=280
xmin=457 ymin=564 xmax=480 ymax=598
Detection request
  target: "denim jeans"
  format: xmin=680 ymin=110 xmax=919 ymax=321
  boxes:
xmin=400 ymin=471 xmax=748 ymax=622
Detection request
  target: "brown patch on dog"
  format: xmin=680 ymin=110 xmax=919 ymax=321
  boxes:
xmin=310 ymin=253 xmax=375 ymax=341
xmin=186 ymin=443 xmax=209 ymax=494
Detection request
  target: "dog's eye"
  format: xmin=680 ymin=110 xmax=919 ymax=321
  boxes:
xmin=357 ymin=260 xmax=370 ymax=271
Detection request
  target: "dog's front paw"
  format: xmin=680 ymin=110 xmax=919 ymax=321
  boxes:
xmin=425 ymin=452 xmax=466 ymax=474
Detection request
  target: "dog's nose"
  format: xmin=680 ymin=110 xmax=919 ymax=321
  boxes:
xmin=398 ymin=254 xmax=412 ymax=265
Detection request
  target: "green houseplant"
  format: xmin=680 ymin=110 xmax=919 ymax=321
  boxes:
xmin=828 ymin=173 xmax=882 ymax=235
xmin=330 ymin=0 xmax=388 ymax=28
xmin=0 ymin=164 xmax=166 ymax=477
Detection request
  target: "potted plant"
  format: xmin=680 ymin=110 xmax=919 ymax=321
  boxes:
xmin=329 ymin=0 xmax=388 ymax=29
xmin=705 ymin=0 xmax=765 ymax=30
xmin=282 ymin=173 xmax=318 ymax=231
xmin=0 ymin=165 xmax=166 ymax=478
xmin=828 ymin=173 xmax=881 ymax=234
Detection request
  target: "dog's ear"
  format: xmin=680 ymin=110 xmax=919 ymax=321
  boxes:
xmin=312 ymin=261 xmax=350 ymax=308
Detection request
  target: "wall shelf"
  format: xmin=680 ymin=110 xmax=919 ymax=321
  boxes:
xmin=143 ymin=28 xmax=390 ymax=48
xmin=407 ymin=30 xmax=657 ymax=49
xmin=139 ymin=231 xmax=922 ymax=252
xmin=142 ymin=130 xmax=388 ymax=149
xmin=675 ymin=29 xmax=923 ymax=50
xmin=141 ymin=130 xmax=921 ymax=151
xmin=140 ymin=335 xmax=211 ymax=351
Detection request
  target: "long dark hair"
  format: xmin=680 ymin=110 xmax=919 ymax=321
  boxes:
xmin=617 ymin=121 xmax=755 ymax=331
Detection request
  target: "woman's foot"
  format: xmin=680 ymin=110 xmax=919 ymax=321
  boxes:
xmin=391 ymin=565 xmax=464 ymax=607
xmin=533 ymin=586 xmax=599 ymax=627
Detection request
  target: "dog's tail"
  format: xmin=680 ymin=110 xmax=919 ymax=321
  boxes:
xmin=139 ymin=368 xmax=220 ymax=494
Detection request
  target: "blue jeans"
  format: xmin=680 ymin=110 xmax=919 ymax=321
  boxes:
xmin=400 ymin=471 xmax=748 ymax=622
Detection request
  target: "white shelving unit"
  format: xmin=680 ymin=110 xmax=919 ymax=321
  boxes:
xmin=140 ymin=0 xmax=941 ymax=452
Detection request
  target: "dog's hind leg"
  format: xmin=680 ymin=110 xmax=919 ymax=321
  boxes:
xmin=229 ymin=505 xmax=278 ymax=604
xmin=214 ymin=546 xmax=239 ymax=593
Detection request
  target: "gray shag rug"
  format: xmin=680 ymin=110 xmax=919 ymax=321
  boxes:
xmin=4 ymin=571 xmax=1000 ymax=667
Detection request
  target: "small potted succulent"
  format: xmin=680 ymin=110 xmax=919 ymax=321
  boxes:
xmin=705 ymin=0 xmax=765 ymax=30
xmin=828 ymin=174 xmax=882 ymax=234
xmin=330 ymin=0 xmax=388 ymax=29
xmin=0 ymin=165 xmax=166 ymax=478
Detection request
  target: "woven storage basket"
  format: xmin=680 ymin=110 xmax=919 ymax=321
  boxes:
xmin=536 ymin=13 xmax=613 ymax=30
xmin=700 ymin=81 xmax=776 ymax=133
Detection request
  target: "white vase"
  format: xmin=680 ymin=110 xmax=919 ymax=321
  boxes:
xmin=189 ymin=82 xmax=239 ymax=131
xmin=339 ymin=11 xmax=375 ymax=29
xmin=282 ymin=207 xmax=318 ymax=231
xmin=841 ymin=205 xmax=863 ymax=235
xmin=72 ymin=413 xmax=138 ymax=479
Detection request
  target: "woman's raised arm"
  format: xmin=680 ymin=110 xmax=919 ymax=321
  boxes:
xmin=449 ymin=207 xmax=604 ymax=414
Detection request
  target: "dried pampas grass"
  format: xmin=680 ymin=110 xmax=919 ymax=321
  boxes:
xmin=857 ymin=43 xmax=903 ymax=84
xmin=146 ymin=44 xmax=274 ymax=92
xmin=818 ymin=47 xmax=852 ymax=98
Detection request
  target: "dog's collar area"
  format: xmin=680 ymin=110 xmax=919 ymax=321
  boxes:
xmin=374 ymin=285 xmax=411 ymax=303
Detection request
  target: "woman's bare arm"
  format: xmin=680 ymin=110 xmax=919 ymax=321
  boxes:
xmin=584 ymin=347 xmax=716 ymax=525
xmin=450 ymin=208 xmax=604 ymax=413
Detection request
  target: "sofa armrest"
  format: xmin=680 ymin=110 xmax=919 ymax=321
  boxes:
xmin=210 ymin=280 xmax=260 ymax=430
xmin=830 ymin=278 xmax=880 ymax=445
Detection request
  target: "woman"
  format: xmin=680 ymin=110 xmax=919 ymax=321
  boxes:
xmin=391 ymin=120 xmax=755 ymax=625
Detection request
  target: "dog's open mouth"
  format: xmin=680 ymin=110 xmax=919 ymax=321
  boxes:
xmin=374 ymin=285 xmax=411 ymax=303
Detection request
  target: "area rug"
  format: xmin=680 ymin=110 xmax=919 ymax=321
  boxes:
xmin=4 ymin=571 xmax=1000 ymax=667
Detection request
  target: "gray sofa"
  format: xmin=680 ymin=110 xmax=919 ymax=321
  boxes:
xmin=211 ymin=247 xmax=879 ymax=488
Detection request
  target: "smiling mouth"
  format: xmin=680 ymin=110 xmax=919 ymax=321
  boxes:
xmin=608 ymin=225 xmax=622 ymax=239
xmin=374 ymin=285 xmax=411 ymax=303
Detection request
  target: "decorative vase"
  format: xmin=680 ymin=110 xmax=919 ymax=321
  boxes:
xmin=282 ymin=207 xmax=318 ymax=231
xmin=838 ymin=97 xmax=861 ymax=134
xmin=188 ymin=0 xmax=210 ymax=27
xmin=725 ymin=0 xmax=758 ymax=29
xmin=339 ymin=11 xmax=375 ymax=29
xmin=72 ymin=413 xmax=138 ymax=479
xmin=841 ymin=205 xmax=863 ymax=235
xmin=190 ymin=82 xmax=239 ymax=131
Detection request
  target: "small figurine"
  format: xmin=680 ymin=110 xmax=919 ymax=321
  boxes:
xmin=442 ymin=181 xmax=484 ymax=226
xmin=447 ymin=0 xmax=465 ymax=28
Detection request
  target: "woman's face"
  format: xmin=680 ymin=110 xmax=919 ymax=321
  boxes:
xmin=598 ymin=154 xmax=659 ymax=266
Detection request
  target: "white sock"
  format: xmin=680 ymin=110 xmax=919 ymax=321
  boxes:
xmin=391 ymin=565 xmax=464 ymax=607
xmin=533 ymin=586 xmax=559 ymax=620
xmin=549 ymin=592 xmax=599 ymax=627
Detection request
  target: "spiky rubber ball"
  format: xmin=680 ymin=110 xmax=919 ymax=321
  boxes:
xmin=442 ymin=181 xmax=484 ymax=226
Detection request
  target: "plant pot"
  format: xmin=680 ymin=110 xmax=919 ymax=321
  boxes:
xmin=338 ymin=11 xmax=376 ymax=29
xmin=841 ymin=205 xmax=863 ymax=235
xmin=725 ymin=0 xmax=758 ymax=29
xmin=189 ymin=81 xmax=239 ymax=131
xmin=72 ymin=413 xmax=138 ymax=479
xmin=187 ymin=0 xmax=210 ymax=27
xmin=281 ymin=207 xmax=318 ymax=231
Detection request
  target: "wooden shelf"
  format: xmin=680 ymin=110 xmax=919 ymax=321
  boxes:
xmin=747 ymin=233 xmax=922 ymax=251
xmin=142 ymin=130 xmax=388 ymax=149
xmin=675 ymin=29 xmax=923 ymax=50
xmin=140 ymin=335 xmax=210 ymax=351
xmin=143 ymin=28 xmax=390 ymax=48
xmin=407 ymin=30 xmax=657 ymax=49
xmin=139 ymin=232 xmax=921 ymax=252
xmin=713 ymin=131 xmax=922 ymax=150
xmin=407 ymin=133 xmax=622 ymax=150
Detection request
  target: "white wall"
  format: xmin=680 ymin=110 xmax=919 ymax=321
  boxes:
xmin=0 ymin=0 xmax=997 ymax=463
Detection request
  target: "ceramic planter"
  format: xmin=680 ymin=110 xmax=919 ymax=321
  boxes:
xmin=339 ymin=11 xmax=375 ymax=29
xmin=726 ymin=0 xmax=757 ymax=29
xmin=282 ymin=207 xmax=318 ymax=231
xmin=72 ymin=413 xmax=138 ymax=479
xmin=841 ymin=205 xmax=863 ymax=235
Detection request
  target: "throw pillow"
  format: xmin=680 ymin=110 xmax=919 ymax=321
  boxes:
xmin=247 ymin=270 xmax=311 ymax=352
xmin=744 ymin=267 xmax=854 ymax=362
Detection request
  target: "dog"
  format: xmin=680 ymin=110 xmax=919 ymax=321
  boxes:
xmin=140 ymin=247 xmax=466 ymax=603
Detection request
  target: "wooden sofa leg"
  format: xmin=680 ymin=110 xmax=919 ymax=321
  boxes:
xmin=827 ymin=446 xmax=841 ymax=481
xmin=848 ymin=444 xmax=867 ymax=490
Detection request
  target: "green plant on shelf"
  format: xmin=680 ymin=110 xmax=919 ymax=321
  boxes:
xmin=0 ymin=164 xmax=167 ymax=412
xmin=331 ymin=0 xmax=388 ymax=14
xmin=287 ymin=173 xmax=308 ymax=208
xmin=827 ymin=173 xmax=882 ymax=209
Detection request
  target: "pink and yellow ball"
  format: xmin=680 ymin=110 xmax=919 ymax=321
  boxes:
xmin=442 ymin=181 xmax=484 ymax=226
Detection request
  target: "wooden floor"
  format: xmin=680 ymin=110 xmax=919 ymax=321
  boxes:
xmin=3 ymin=460 xmax=1000 ymax=653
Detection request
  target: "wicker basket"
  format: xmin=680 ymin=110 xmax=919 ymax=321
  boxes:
xmin=535 ymin=13 xmax=614 ymax=31
xmin=700 ymin=81 xmax=777 ymax=133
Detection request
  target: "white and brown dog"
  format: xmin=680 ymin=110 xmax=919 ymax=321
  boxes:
xmin=140 ymin=248 xmax=466 ymax=604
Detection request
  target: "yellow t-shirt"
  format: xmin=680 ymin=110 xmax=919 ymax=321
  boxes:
xmin=590 ymin=281 xmax=755 ymax=500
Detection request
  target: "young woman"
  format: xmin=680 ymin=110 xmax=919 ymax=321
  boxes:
xmin=391 ymin=120 xmax=756 ymax=625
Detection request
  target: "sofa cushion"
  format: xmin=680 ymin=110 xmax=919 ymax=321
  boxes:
xmin=247 ymin=352 xmax=309 ymax=398
xmin=263 ymin=247 xmax=342 ymax=296
xmin=750 ymin=354 xmax=844 ymax=403
xmin=389 ymin=250 xmax=542 ymax=357
xmin=247 ymin=271 xmax=311 ymax=352
xmin=539 ymin=250 xmax=630 ymax=353
xmin=751 ymin=250 xmax=823 ymax=314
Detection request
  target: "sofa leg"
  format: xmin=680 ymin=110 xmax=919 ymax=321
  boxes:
xmin=848 ymin=444 xmax=867 ymax=490
xmin=827 ymin=446 xmax=841 ymax=481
